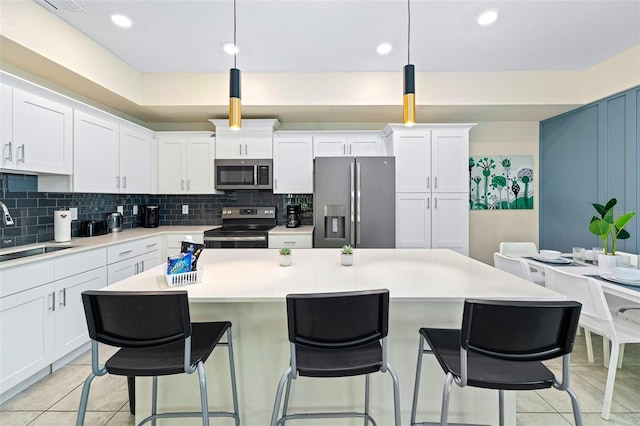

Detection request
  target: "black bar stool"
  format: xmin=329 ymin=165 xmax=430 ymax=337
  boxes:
xmin=410 ymin=299 xmax=583 ymax=426
xmin=77 ymin=290 xmax=240 ymax=426
xmin=270 ymin=289 xmax=401 ymax=426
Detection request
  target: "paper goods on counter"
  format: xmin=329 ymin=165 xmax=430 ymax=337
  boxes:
xmin=54 ymin=210 xmax=72 ymax=242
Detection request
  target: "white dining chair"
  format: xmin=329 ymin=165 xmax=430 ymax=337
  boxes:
xmin=498 ymin=241 xmax=539 ymax=256
xmin=545 ymin=268 xmax=640 ymax=420
xmin=493 ymin=252 xmax=534 ymax=281
xmin=498 ymin=242 xmax=545 ymax=283
xmin=494 ymin=252 xmax=546 ymax=286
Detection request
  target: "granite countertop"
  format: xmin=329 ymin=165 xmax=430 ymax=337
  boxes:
xmin=0 ymin=225 xmax=219 ymax=269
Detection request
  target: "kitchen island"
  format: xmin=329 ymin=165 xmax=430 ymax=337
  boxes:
xmin=107 ymin=249 xmax=563 ymax=425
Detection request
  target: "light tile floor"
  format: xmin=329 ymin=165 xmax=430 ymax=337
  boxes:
xmin=1 ymin=334 xmax=639 ymax=425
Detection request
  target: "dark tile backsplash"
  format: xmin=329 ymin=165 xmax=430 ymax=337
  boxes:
xmin=0 ymin=173 xmax=313 ymax=248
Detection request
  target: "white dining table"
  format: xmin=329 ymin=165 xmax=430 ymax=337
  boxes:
xmin=521 ymin=255 xmax=640 ymax=305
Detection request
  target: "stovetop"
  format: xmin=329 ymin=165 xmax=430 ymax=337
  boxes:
xmin=205 ymin=206 xmax=278 ymax=237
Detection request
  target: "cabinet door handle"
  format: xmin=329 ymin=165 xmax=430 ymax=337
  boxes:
xmin=426 ymin=177 xmax=430 ymax=189
xmin=49 ymin=292 xmax=55 ymax=311
xmin=18 ymin=144 xmax=25 ymax=163
xmin=349 ymin=145 xmax=352 ymax=155
xmin=434 ymin=177 xmax=438 ymax=189
xmin=141 ymin=260 xmax=145 ymax=272
xmin=434 ymin=197 xmax=438 ymax=209
xmin=146 ymin=243 xmax=157 ymax=249
xmin=122 ymin=176 xmax=127 ymax=189
xmin=181 ymin=179 xmax=185 ymax=190
xmin=427 ymin=198 xmax=430 ymax=209
xmin=343 ymin=145 xmax=346 ymax=155
xmin=59 ymin=288 xmax=66 ymax=307
xmin=187 ymin=179 xmax=191 ymax=190
xmin=245 ymin=144 xmax=248 ymax=155
xmin=135 ymin=262 xmax=139 ymax=274
xmin=4 ymin=141 xmax=12 ymax=161
xmin=119 ymin=249 xmax=133 ymax=256
xmin=284 ymin=241 xmax=296 ymax=245
xmin=116 ymin=176 xmax=120 ymax=188
xmin=239 ymin=144 xmax=242 ymax=155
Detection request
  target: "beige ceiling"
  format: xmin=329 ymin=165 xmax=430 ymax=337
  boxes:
xmin=1 ymin=0 xmax=639 ymax=129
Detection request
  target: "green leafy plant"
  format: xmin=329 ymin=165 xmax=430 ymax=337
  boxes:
xmin=589 ymin=198 xmax=637 ymax=255
xmin=340 ymin=245 xmax=353 ymax=255
xmin=279 ymin=247 xmax=291 ymax=255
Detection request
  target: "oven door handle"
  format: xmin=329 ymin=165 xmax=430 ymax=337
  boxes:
xmin=204 ymin=236 xmax=267 ymax=242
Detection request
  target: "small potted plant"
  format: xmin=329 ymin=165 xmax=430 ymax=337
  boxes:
xmin=340 ymin=245 xmax=354 ymax=266
xmin=589 ymin=198 xmax=637 ymax=272
xmin=279 ymin=247 xmax=292 ymax=267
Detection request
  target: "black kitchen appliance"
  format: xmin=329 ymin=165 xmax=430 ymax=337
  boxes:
xmin=286 ymin=204 xmax=302 ymax=228
xmin=140 ymin=205 xmax=160 ymax=228
xmin=79 ymin=219 xmax=108 ymax=237
xmin=204 ymin=206 xmax=277 ymax=248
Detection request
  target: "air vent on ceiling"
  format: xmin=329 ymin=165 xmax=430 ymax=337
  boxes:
xmin=39 ymin=0 xmax=85 ymax=12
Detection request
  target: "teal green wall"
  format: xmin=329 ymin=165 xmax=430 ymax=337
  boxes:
xmin=540 ymin=86 xmax=639 ymax=254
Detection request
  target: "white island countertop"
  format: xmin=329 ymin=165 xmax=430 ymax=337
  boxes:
xmin=108 ymin=248 xmax=562 ymax=302
xmin=115 ymin=249 xmax=564 ymax=426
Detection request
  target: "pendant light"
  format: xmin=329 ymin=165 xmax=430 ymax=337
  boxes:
xmin=403 ymin=0 xmax=416 ymax=126
xmin=229 ymin=0 xmax=241 ymax=130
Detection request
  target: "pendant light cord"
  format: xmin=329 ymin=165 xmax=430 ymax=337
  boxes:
xmin=407 ymin=0 xmax=411 ymax=64
xmin=233 ymin=0 xmax=237 ymax=68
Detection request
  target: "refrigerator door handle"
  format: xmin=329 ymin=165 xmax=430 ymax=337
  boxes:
xmin=356 ymin=161 xmax=361 ymax=245
xmin=350 ymin=162 xmax=355 ymax=245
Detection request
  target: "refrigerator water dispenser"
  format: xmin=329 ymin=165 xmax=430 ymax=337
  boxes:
xmin=323 ymin=205 xmax=346 ymax=239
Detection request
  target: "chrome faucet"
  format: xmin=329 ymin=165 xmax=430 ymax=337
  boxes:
xmin=1 ymin=201 xmax=15 ymax=226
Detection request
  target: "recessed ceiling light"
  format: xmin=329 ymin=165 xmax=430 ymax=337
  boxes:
xmin=223 ymin=42 xmax=239 ymax=55
xmin=377 ymin=43 xmax=392 ymax=55
xmin=110 ymin=13 xmax=132 ymax=28
xmin=477 ymin=9 xmax=499 ymax=26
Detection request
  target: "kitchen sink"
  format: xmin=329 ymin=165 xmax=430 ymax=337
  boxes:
xmin=0 ymin=245 xmax=76 ymax=263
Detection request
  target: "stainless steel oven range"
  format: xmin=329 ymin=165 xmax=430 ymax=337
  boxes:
xmin=204 ymin=206 xmax=277 ymax=248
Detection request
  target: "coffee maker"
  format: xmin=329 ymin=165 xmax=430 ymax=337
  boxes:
xmin=286 ymin=204 xmax=302 ymax=228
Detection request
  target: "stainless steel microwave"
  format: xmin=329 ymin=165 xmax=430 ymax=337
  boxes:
xmin=215 ymin=159 xmax=273 ymax=190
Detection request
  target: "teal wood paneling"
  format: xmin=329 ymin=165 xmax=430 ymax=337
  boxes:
xmin=540 ymin=85 xmax=640 ymax=254
xmin=540 ymin=106 xmax=599 ymax=252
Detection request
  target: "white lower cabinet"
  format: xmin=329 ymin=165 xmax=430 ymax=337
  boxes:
xmin=0 ymin=249 xmax=107 ymax=397
xmin=396 ymin=192 xmax=469 ymax=254
xmin=268 ymin=233 xmax=313 ymax=249
xmin=54 ymin=268 xmax=106 ymax=358
xmin=0 ymin=282 xmax=55 ymax=394
xmin=107 ymin=236 xmax=163 ymax=285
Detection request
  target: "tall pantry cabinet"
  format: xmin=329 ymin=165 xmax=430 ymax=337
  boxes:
xmin=384 ymin=124 xmax=474 ymax=254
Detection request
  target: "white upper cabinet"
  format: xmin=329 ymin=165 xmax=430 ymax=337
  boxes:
xmin=210 ymin=119 xmax=280 ymax=159
xmin=431 ymin=130 xmax=470 ymax=193
xmin=119 ymin=125 xmax=152 ymax=193
xmin=385 ymin=124 xmax=473 ymax=193
xmin=157 ymin=132 xmax=216 ymax=194
xmin=71 ymin=110 xmax=152 ymax=194
xmin=273 ymin=133 xmax=313 ymax=194
xmin=313 ymin=132 xmax=383 ymax=157
xmin=73 ymin=110 xmax=119 ymax=193
xmin=1 ymin=85 xmax=72 ymax=174
xmin=391 ymin=131 xmax=431 ymax=192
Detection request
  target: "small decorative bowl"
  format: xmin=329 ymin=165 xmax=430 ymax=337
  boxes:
xmin=539 ymin=250 xmax=561 ymax=260
xmin=613 ymin=267 xmax=640 ymax=281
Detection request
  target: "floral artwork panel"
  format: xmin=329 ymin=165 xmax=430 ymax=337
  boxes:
xmin=469 ymin=155 xmax=534 ymax=210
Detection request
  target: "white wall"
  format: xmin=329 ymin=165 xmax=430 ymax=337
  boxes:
xmin=469 ymin=122 xmax=539 ymax=265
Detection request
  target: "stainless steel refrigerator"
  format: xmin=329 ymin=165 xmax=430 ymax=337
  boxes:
xmin=314 ymin=156 xmax=395 ymax=248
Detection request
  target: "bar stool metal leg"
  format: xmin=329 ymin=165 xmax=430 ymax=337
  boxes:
xmin=225 ymin=328 xmax=241 ymax=426
xmin=196 ymin=362 xmax=210 ymax=426
xmin=151 ymin=376 xmax=158 ymax=426
xmin=410 ymin=335 xmax=425 ymax=425
xmin=364 ymin=374 xmax=370 ymax=426
xmin=440 ymin=372 xmax=455 ymax=426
